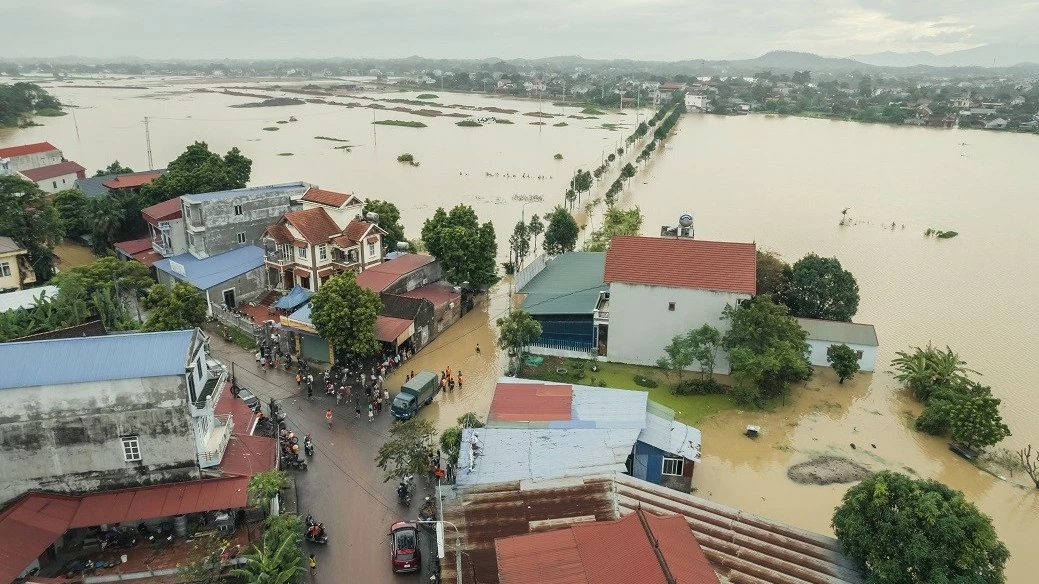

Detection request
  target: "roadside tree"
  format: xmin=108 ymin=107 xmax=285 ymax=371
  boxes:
xmin=755 ymin=249 xmax=789 ymax=296
xmin=310 ymin=271 xmax=381 ymax=356
xmin=542 ymin=206 xmax=579 ymax=255
xmin=509 ymin=220 xmax=530 ymax=266
xmin=375 ymin=418 xmax=437 ymax=482
xmin=496 ymin=310 xmax=542 ymax=365
xmin=527 ymin=214 xmax=544 ymax=251
xmin=0 ymin=175 xmax=64 ymax=282
xmin=569 ymin=169 xmax=592 ymax=204
xmin=141 ymin=282 xmax=207 ymax=332
xmin=826 ymin=343 xmax=860 ymax=384
xmin=247 ymin=470 xmax=288 ymax=511
xmin=420 ymin=204 xmax=498 ymax=288
xmin=722 ymin=297 xmax=811 ymax=406
xmin=620 ymin=163 xmax=636 ymax=184
xmin=440 ymin=427 xmax=463 ymax=468
xmin=776 ymin=253 xmax=860 ymax=321
xmin=363 ymin=199 xmax=406 ymax=250
xmin=231 ymin=519 xmax=304 ymax=584
xmin=832 ymin=471 xmax=1009 ymax=584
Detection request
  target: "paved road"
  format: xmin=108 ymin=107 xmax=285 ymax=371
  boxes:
xmin=209 ymin=333 xmax=438 ymax=584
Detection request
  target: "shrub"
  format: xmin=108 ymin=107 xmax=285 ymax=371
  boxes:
xmin=553 ymin=153 xmax=563 ymax=160
xmin=633 ymin=375 xmax=658 ymax=388
xmin=502 ymin=261 xmax=515 ymax=275
xmin=397 ymin=153 xmax=415 ymax=163
xmin=597 ymin=380 xmax=607 ymax=387
xmin=675 ymin=379 xmax=726 ymax=396
xmin=569 ymin=370 xmax=585 ymax=381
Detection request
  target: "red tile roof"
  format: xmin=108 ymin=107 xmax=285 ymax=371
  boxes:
xmin=264 ymin=222 xmax=296 ymax=244
xmin=219 ymin=434 xmax=278 ymax=478
xmin=142 ymin=197 xmax=183 ymax=223
xmin=0 ymin=142 xmax=58 ymax=158
xmin=282 ymin=207 xmax=342 ymax=244
xmin=301 ymin=187 xmax=358 ymax=208
xmin=19 ymin=160 xmax=86 ymax=182
xmin=495 ymin=510 xmax=719 ymax=584
xmin=102 ymin=171 xmax=163 ymax=189
xmin=132 ymin=248 xmax=163 ymax=267
xmin=367 ymin=253 xmax=433 ymax=276
xmin=0 ymin=477 xmax=250 ymax=583
xmin=399 ymin=282 xmax=459 ymax=307
xmin=375 ymin=315 xmax=413 ymax=343
xmin=343 ymin=220 xmax=376 ymax=243
xmin=489 ymin=383 xmax=573 ymax=422
xmin=603 ymin=236 xmax=756 ymax=295
xmin=114 ymin=237 xmax=153 ymax=256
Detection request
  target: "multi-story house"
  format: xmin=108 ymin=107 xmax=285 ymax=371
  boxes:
xmin=143 ymin=197 xmax=188 ymax=258
xmin=262 ymin=187 xmax=386 ymax=291
xmin=0 ymin=236 xmax=36 ymax=292
xmin=0 ymin=328 xmax=233 ymax=504
xmin=181 ymin=181 xmax=309 ymax=259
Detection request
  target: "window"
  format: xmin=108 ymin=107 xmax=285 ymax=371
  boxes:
xmin=667 ymin=302 xmax=676 ymax=311
xmin=0 ymin=262 xmax=9 ymax=277
xmin=368 ymin=242 xmax=376 ymax=256
xmin=318 ymin=244 xmax=327 ymax=260
xmin=52 ymin=181 xmax=57 ymax=189
xmin=736 ymin=298 xmax=748 ymax=306
xmin=234 ymin=204 xmax=243 ymax=216
xmin=236 ymin=232 xmax=247 ymax=244
xmin=298 ymin=246 xmax=308 ymax=259
xmin=185 ymin=207 xmax=191 ymax=219
xmin=662 ymin=457 xmax=684 ymax=476
xmin=122 ymin=436 xmax=141 ymax=462
xmin=855 ymin=350 xmax=864 ymax=359
xmin=188 ymin=233 xmax=195 ymax=247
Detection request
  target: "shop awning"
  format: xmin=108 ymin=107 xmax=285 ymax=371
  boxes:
xmin=375 ymin=315 xmax=414 ymax=346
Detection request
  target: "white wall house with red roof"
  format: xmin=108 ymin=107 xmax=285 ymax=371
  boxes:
xmin=0 ymin=141 xmax=63 ymax=173
xmin=602 ymin=236 xmax=757 ymax=373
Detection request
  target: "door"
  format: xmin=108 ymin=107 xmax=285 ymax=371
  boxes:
xmin=301 ymin=276 xmax=311 ymax=290
xmin=223 ymin=289 xmax=236 ymax=309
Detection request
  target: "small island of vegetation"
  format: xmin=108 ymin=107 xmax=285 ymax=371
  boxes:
xmin=0 ymin=82 xmax=62 ymax=127
xmin=416 ymin=93 xmax=439 ymax=99
xmin=314 ymin=136 xmax=350 ymax=142
xmin=374 ymin=119 xmax=427 ymax=128
xmin=397 ymin=153 xmax=420 ymax=166
xmin=262 ymin=126 xmax=279 ymax=131
xmin=456 ymin=120 xmax=482 ymax=127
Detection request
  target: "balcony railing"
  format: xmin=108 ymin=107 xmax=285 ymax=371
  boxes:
xmin=265 ymin=249 xmax=295 ymax=265
xmin=594 ymin=296 xmax=610 ymax=321
xmin=152 ymin=238 xmax=173 ymax=257
xmin=198 ymin=414 xmax=233 ymax=468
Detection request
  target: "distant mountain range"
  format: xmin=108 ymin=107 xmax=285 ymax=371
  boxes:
xmin=850 ymin=44 xmax=1039 ymax=68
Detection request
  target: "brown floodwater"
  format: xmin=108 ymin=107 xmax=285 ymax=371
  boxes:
xmin=4 ymin=80 xmax=1038 ymax=580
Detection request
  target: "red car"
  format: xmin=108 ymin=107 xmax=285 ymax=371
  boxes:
xmin=389 ymin=521 xmax=421 ymax=573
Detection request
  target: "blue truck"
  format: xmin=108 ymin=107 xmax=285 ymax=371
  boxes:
xmin=390 ymin=371 xmax=440 ymax=420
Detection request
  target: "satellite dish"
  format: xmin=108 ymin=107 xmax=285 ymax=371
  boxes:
xmin=678 ymin=214 xmax=694 ymax=228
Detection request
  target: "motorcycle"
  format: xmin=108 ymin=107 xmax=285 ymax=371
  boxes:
xmin=282 ymin=454 xmax=308 ymax=471
xmin=397 ymin=475 xmax=414 ymax=506
xmin=418 ymin=496 xmax=437 ymax=522
xmin=100 ymin=529 xmax=136 ymax=550
xmin=304 ymin=514 xmax=328 ymax=544
xmin=304 ymin=434 xmax=314 ymax=457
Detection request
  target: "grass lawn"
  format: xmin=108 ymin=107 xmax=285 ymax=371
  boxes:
xmin=518 ymin=356 xmax=738 ymax=427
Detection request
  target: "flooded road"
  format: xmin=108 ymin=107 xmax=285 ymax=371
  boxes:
xmin=4 ymin=80 xmax=1038 ymax=580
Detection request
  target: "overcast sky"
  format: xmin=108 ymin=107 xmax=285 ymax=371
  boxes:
xmin=1 ymin=0 xmax=1035 ymax=60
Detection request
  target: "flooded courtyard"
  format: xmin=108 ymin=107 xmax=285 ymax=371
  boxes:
xmin=4 ymin=79 xmax=1038 ymax=580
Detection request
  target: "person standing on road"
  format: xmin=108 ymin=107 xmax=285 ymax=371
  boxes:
xmin=383 ymin=388 xmax=390 ymax=408
xmin=296 ymin=373 xmax=302 ymax=389
xmin=325 ymin=409 xmax=333 ymax=429
xmin=458 ymin=371 xmax=463 ymax=389
xmin=476 ymin=343 xmax=481 ymax=355
xmin=367 ymin=403 xmax=374 ymax=422
xmin=336 ymin=386 xmax=344 ymax=406
xmin=308 ymin=554 xmax=317 ymax=576
xmin=354 ymin=397 xmax=361 ymax=419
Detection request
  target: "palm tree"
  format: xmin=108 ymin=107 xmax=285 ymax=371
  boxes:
xmin=230 ymin=534 xmax=303 ymax=584
xmin=892 ymin=344 xmax=975 ymax=401
xmin=86 ymin=196 xmax=126 ymax=251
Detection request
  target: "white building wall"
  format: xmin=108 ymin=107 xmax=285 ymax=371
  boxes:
xmin=0 ymin=375 xmax=200 ymax=504
xmin=7 ymin=150 xmax=63 ymax=172
xmin=606 ymin=282 xmax=749 ymax=373
xmin=30 ymin=171 xmax=79 ymax=194
xmin=805 ymin=340 xmax=877 ymax=373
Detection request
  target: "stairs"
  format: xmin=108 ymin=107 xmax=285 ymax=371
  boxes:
xmin=255 ymin=290 xmax=282 ymax=308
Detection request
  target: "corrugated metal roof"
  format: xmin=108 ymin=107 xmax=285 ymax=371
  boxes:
xmin=0 ymin=330 xmax=196 ymax=390
xmin=0 ymin=142 xmax=58 ymax=159
xmin=570 ymin=386 xmax=646 ymax=428
xmin=0 ymin=286 xmax=58 ymax=313
xmin=141 ymin=196 xmax=182 ymax=222
xmin=19 ymin=160 xmax=85 ymax=181
xmin=285 ymin=302 xmax=313 ymax=325
xmin=456 ymin=428 xmax=639 ymax=486
xmin=0 ymin=494 xmax=79 ymax=584
xmin=641 ymin=402 xmax=702 ymax=461
xmin=153 ymin=246 xmax=265 ymax=290
xmin=367 ymin=253 xmax=434 ymax=275
xmin=273 ymin=286 xmax=312 ymax=310
xmin=496 ymin=528 xmax=588 ymax=584
xmin=489 ymin=382 xmax=573 ymax=422
xmin=795 ymin=317 xmax=879 ymax=347
xmin=219 ymin=434 xmax=278 ymax=478
xmin=492 ymin=378 xmax=648 ymax=429
xmin=517 ymin=253 xmax=606 ymax=316
xmin=180 ymin=181 xmax=309 ymax=203
xmin=375 ymin=315 xmax=413 ymax=343
xmin=604 ymin=236 xmax=757 ymax=295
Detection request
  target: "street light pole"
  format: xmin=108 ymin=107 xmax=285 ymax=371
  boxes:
xmin=412 ymin=519 xmax=462 ymax=584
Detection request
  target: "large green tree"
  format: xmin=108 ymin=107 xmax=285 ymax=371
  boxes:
xmin=0 ymin=175 xmax=64 ymax=282
xmin=51 ymin=189 xmax=90 ymax=239
xmin=309 ymin=271 xmax=382 ymax=356
xmin=756 ymin=249 xmax=790 ymax=296
xmin=496 ymin=310 xmax=543 ymax=359
xmin=826 ymin=343 xmax=860 ymax=384
xmin=542 ymin=206 xmax=579 ymax=255
xmin=141 ymin=282 xmax=207 ymax=332
xmin=375 ymin=418 xmax=437 ymax=482
xmin=832 ymin=471 xmax=1009 ymax=584
xmin=583 ymin=206 xmax=643 ymax=252
xmin=362 ymin=199 xmax=406 ymax=251
xmin=776 ymin=253 xmax=860 ymax=321
xmin=0 ymin=82 xmax=61 ymax=126
xmin=527 ymin=214 xmax=544 ymax=251
xmin=509 ymin=220 xmax=530 ymax=266
xmin=722 ymin=297 xmax=811 ymax=405
xmin=948 ymin=393 xmax=1011 ymax=449
xmin=420 ymin=204 xmax=498 ymax=288
xmin=140 ymin=142 xmax=252 ymax=204
xmin=85 ymin=195 xmax=126 ymax=252
xmin=94 ymin=160 xmax=134 ymax=177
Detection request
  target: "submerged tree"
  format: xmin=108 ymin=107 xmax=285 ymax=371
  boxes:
xmin=542 ymin=206 xmax=579 ymax=255
xmin=826 ymin=343 xmax=860 ymax=384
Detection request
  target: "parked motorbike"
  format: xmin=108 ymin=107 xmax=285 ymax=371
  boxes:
xmin=282 ymin=454 xmax=308 ymax=471
xmin=304 ymin=434 xmax=314 ymax=457
xmin=304 ymin=514 xmax=328 ymax=544
xmin=418 ymin=496 xmax=437 ymax=522
xmin=397 ymin=475 xmax=414 ymax=506
xmin=100 ymin=529 xmax=136 ymax=550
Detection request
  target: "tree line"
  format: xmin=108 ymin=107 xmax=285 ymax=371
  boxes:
xmin=0 ymin=82 xmax=61 ymax=127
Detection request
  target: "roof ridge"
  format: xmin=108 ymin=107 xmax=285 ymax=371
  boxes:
xmin=635 ymin=507 xmax=677 ymax=584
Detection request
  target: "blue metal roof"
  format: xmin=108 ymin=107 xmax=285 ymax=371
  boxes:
xmin=0 ymin=330 xmax=196 ymax=390
xmin=285 ymin=302 xmax=313 ymax=325
xmin=180 ymin=182 xmax=308 ymax=204
xmin=273 ymin=286 xmax=312 ymax=310
xmin=154 ymin=246 xmax=264 ymax=290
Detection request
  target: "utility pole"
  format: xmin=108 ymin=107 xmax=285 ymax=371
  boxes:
xmin=143 ymin=117 xmax=154 ymax=170
xmin=372 ymin=107 xmax=377 ymax=146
